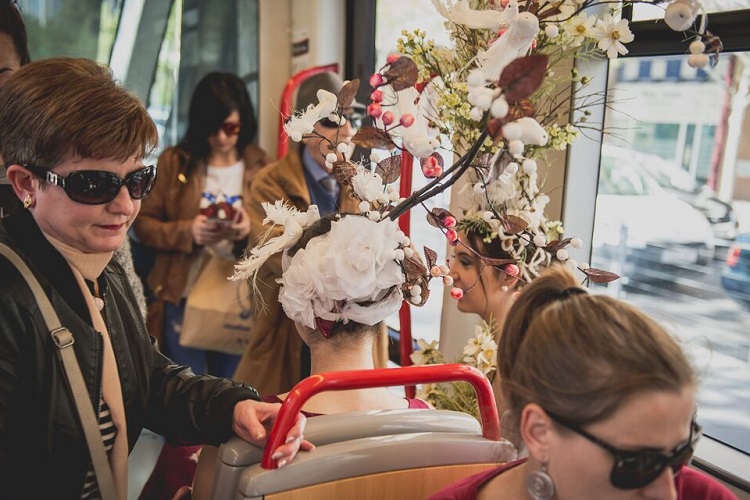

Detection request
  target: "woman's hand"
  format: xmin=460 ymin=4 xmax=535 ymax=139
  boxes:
xmin=232 ymin=400 xmax=315 ymax=468
xmin=192 ymin=214 xmax=226 ymax=246
xmin=222 ymin=207 xmax=251 ymax=241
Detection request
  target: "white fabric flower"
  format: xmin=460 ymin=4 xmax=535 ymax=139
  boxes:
xmin=564 ymin=12 xmax=596 ymax=46
xmin=352 ymin=168 xmax=386 ymax=204
xmin=277 ymin=215 xmax=407 ymax=330
xmin=592 ymin=15 xmax=634 ymax=59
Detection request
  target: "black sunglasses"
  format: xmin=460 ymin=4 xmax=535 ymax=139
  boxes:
xmin=23 ymin=164 xmax=157 ymax=205
xmin=319 ymin=113 xmax=363 ymax=129
xmin=546 ymin=410 xmax=702 ymax=489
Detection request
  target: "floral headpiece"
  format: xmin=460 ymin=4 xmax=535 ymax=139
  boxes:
xmin=234 ymin=0 xmax=723 ymax=332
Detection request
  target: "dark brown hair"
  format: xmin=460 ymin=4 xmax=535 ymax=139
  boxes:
xmin=0 ymin=57 xmax=158 ymax=168
xmin=498 ymin=264 xmax=695 ymax=428
xmin=0 ymin=0 xmax=30 ymax=66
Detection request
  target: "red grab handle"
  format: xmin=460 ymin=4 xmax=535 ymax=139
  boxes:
xmin=277 ymin=63 xmax=340 ymax=159
xmin=397 ymin=151 xmax=415 ymax=397
xmin=261 ymin=364 xmax=499 ymax=468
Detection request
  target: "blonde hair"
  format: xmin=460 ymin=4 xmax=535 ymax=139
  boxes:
xmin=0 ymin=57 xmax=158 ymax=167
xmin=498 ymin=264 xmax=695 ymax=428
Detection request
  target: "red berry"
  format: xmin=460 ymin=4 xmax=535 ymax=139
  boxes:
xmin=446 ymin=229 xmax=458 ymax=243
xmin=381 ymin=111 xmax=395 ymax=126
xmin=370 ymin=89 xmax=384 ymax=103
xmin=369 ymin=73 xmax=384 ymax=87
xmin=504 ymin=264 xmax=520 ymax=277
xmin=367 ymin=102 xmax=382 ymax=118
xmin=422 ymin=166 xmax=435 ymax=178
xmin=424 ymin=156 xmax=438 ymax=169
xmin=386 ymin=53 xmax=400 ymax=65
xmin=443 ymin=215 xmax=457 ymax=228
xmin=450 ymin=287 xmax=464 ymax=300
xmin=531 ymin=38 xmax=537 ymax=51
xmin=432 ymin=165 xmax=443 ymax=177
xmin=400 ymin=114 xmax=415 ymax=127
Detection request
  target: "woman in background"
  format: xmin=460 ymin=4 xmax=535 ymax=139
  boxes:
xmin=429 ymin=264 xmax=737 ymax=500
xmin=134 ymin=71 xmax=271 ymax=377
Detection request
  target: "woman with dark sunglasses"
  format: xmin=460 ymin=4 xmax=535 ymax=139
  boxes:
xmin=0 ymin=57 xmax=311 ymax=500
xmin=133 ymin=71 xmax=271 ymax=378
xmin=429 ymin=264 xmax=737 ymax=499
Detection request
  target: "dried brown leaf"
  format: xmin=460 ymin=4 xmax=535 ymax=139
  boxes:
xmin=375 ymin=154 xmax=402 ymax=184
xmin=332 ymin=161 xmax=359 ymax=186
xmin=505 ymin=100 xmax=536 ymax=122
xmin=424 ymin=246 xmax=438 ymax=269
xmin=582 ymin=267 xmax=621 ymax=284
xmin=352 ymin=127 xmax=397 ymax=150
xmin=545 ymin=237 xmax=572 ymax=252
xmin=426 ymin=207 xmax=453 ymax=228
xmin=383 ymin=56 xmax=419 ymax=91
xmin=487 ymin=118 xmax=504 ymax=140
xmin=497 ymin=55 xmax=548 ymax=103
xmin=501 ymin=215 xmax=529 ymax=234
xmin=403 ymin=253 xmax=428 ymax=280
xmin=337 ymin=79 xmax=360 ymax=109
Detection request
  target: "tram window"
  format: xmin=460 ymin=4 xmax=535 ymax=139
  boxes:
xmin=18 ymin=0 xmax=124 ymax=62
xmin=589 ymin=51 xmax=750 ymax=457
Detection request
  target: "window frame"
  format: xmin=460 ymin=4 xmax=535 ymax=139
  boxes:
xmin=564 ymin=8 xmax=750 ymax=493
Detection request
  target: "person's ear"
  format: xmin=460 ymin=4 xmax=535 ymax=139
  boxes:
xmin=520 ymin=403 xmax=554 ymax=463
xmin=5 ymin=164 xmax=37 ymax=201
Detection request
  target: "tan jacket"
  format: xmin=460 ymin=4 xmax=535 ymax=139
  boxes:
xmin=233 ymin=148 xmax=360 ymax=395
xmin=133 ymin=144 xmax=271 ymax=304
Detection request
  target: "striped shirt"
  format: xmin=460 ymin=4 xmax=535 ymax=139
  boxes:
xmin=80 ymin=398 xmax=116 ymax=500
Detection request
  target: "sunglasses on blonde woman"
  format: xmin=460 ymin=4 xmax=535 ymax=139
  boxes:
xmin=545 ymin=410 xmax=702 ymax=489
xmin=23 ymin=164 xmax=158 ymax=205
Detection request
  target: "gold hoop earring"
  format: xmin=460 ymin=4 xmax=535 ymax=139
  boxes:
xmin=22 ymin=194 xmax=34 ymax=209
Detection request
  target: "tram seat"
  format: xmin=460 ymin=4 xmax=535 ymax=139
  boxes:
xmin=192 ymin=364 xmax=514 ymax=500
xmin=197 ymin=408 xmax=516 ymax=500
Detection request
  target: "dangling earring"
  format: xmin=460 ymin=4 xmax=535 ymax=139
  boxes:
xmin=22 ymin=194 xmax=34 ymax=209
xmin=526 ymin=462 xmax=555 ymax=500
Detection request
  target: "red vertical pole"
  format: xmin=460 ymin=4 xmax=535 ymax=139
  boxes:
xmin=398 ymin=151 xmax=416 ymax=398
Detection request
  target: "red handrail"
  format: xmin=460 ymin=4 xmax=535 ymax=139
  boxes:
xmin=276 ymin=63 xmax=340 ymax=159
xmin=261 ymin=364 xmax=499 ymax=469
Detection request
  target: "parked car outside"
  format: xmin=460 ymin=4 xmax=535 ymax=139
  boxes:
xmin=602 ymin=145 xmax=740 ymax=240
xmin=721 ymin=233 xmax=750 ymax=304
xmin=592 ymin=151 xmax=715 ymax=281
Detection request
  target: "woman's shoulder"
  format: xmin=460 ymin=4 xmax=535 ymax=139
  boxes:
xmin=406 ymin=397 xmax=431 ymax=409
xmin=677 ymin=467 xmax=739 ymax=499
xmin=426 ymin=459 xmax=526 ymax=500
xmin=157 ymin=146 xmax=191 ymax=170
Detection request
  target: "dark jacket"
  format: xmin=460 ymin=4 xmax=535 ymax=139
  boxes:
xmin=0 ymin=208 xmax=261 ymax=499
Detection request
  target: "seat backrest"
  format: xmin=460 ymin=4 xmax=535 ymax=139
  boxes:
xmin=202 ymin=409 xmax=490 ymax=500
xmin=236 ymin=431 xmax=515 ymax=500
xmin=195 ymin=364 xmax=507 ymax=500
